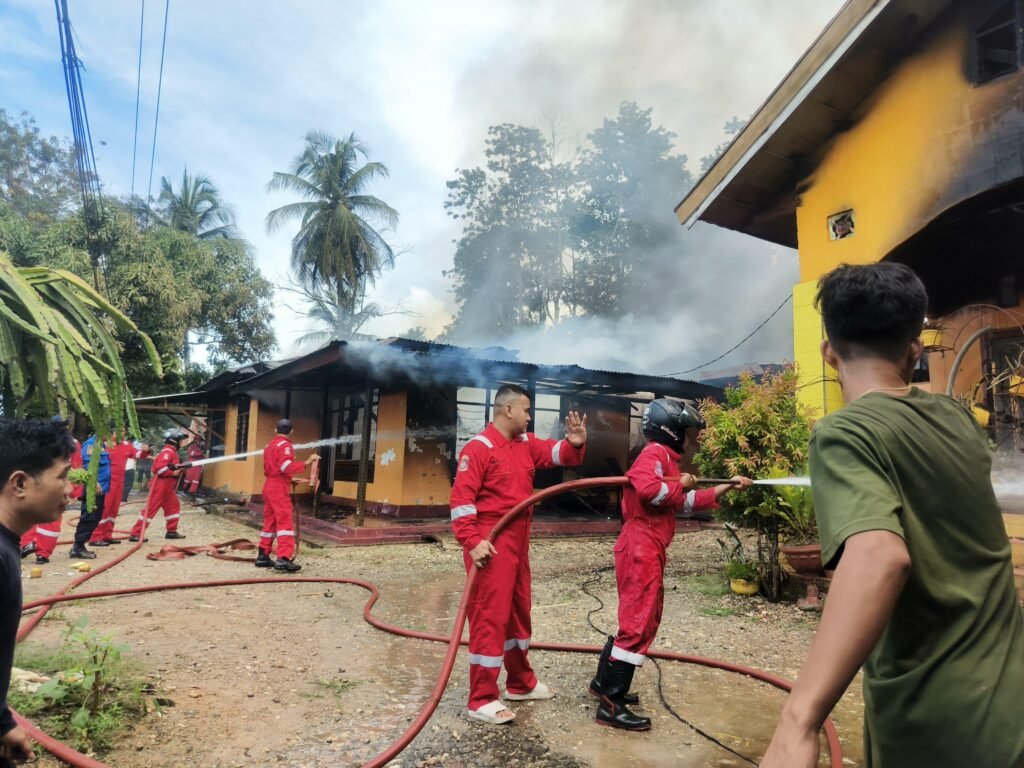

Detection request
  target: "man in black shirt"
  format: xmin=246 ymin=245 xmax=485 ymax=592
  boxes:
xmin=0 ymin=419 xmax=75 ymax=763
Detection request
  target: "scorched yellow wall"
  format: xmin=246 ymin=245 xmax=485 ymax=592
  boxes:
xmin=332 ymin=391 xmax=408 ymax=510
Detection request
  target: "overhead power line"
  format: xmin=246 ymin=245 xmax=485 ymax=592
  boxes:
xmin=662 ymin=292 xmax=793 ymax=377
xmin=129 ymin=0 xmax=146 ymax=201
xmin=145 ymin=0 xmax=170 ymax=206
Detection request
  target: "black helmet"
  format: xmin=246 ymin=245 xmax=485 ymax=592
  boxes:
xmin=641 ymin=398 xmax=705 ymax=452
xmin=276 ymin=419 xmax=293 ymax=435
xmin=163 ymin=428 xmax=189 ymax=446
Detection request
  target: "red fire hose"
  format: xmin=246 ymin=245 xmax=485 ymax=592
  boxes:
xmin=14 ymin=477 xmax=845 ymax=768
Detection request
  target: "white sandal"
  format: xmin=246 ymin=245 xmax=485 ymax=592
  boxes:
xmin=466 ymin=700 xmax=516 ymax=724
xmin=504 ymin=681 xmax=555 ymax=701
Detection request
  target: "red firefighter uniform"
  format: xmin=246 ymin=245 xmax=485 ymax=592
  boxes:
xmin=611 ymin=442 xmax=718 ymax=666
xmin=450 ymin=424 xmax=584 ymax=712
xmin=261 ymin=435 xmax=306 ymax=560
xmin=91 ymin=438 xmax=135 ymax=543
xmin=21 ymin=438 xmax=83 ymax=559
xmin=184 ymin=443 xmax=205 ymax=494
xmin=129 ymin=444 xmax=182 ymax=538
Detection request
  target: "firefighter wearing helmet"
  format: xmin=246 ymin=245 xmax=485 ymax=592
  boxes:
xmin=588 ymin=398 xmax=751 ymax=731
xmin=128 ymin=429 xmax=191 ymax=541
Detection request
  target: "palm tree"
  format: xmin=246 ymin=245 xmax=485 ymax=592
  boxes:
xmin=265 ymin=131 xmax=398 ymax=316
xmin=294 ymin=282 xmax=383 ymax=347
xmin=138 ymin=168 xmax=240 ymax=240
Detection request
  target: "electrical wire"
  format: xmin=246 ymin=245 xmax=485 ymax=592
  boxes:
xmin=662 ymin=293 xmax=793 ymax=377
xmin=579 ymin=567 xmax=759 ymax=766
xmin=129 ymin=0 xmax=146 ymax=201
xmin=145 ymin=0 xmax=170 ymax=206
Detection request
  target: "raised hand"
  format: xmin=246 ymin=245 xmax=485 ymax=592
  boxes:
xmin=565 ymin=411 xmax=588 ymax=448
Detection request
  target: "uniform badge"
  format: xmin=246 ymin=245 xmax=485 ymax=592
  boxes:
xmin=459 ymin=456 xmax=470 ymax=472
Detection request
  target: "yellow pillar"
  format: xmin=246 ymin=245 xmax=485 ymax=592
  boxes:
xmin=793 ymin=279 xmax=843 ymax=418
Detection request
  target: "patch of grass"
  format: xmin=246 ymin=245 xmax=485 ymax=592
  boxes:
xmin=681 ymin=574 xmax=730 ymax=598
xmin=700 ymin=605 xmax=738 ymax=618
xmin=314 ymin=677 xmax=360 ymax=696
xmin=9 ymin=618 xmax=150 ymax=755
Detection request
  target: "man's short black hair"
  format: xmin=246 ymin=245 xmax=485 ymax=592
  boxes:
xmin=0 ymin=419 xmax=76 ymax=489
xmin=815 ymin=262 xmax=928 ymax=363
xmin=494 ymin=384 xmax=530 ymax=407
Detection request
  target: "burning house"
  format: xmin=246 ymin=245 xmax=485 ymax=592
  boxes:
xmin=136 ymin=338 xmax=719 ymax=519
xmin=675 ymin=0 xmax=1024 ymax=587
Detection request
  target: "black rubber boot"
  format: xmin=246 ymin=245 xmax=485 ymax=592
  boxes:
xmin=35 ymin=555 xmax=49 ymax=565
xmin=589 ymin=636 xmax=639 ymax=705
xmin=595 ymin=660 xmax=651 ymax=731
xmin=165 ymin=531 xmax=186 ymax=540
xmin=255 ymin=551 xmax=274 ymax=568
xmin=19 ymin=541 xmax=36 ymax=559
xmin=68 ymin=545 xmax=96 ymax=560
xmin=273 ymin=558 xmax=301 ymax=573
xmin=128 ymin=535 xmax=149 ymax=542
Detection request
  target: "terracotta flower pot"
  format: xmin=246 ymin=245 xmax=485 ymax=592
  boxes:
xmin=780 ymin=543 xmax=824 ymax=611
xmin=729 ymin=578 xmax=758 ymax=596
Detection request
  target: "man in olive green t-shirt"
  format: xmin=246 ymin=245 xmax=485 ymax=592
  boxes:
xmin=762 ymin=263 xmax=1024 ymax=768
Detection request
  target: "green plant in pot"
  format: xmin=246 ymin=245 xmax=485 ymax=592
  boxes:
xmin=695 ymin=365 xmax=817 ymax=601
xmin=717 ymin=524 xmax=759 ymax=595
xmin=750 ymin=476 xmax=823 ymax=610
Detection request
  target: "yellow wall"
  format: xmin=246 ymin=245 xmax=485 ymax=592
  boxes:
xmin=332 ymin=390 xmax=408 ymax=509
xmin=791 ymin=8 xmax=1024 ymax=412
xmin=202 ymin=398 xmax=258 ymax=495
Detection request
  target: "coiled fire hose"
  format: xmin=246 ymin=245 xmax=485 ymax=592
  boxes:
xmin=14 ymin=477 xmax=844 ymax=768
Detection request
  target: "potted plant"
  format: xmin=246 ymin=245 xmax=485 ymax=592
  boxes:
xmin=695 ymin=365 xmax=817 ymax=601
xmin=717 ymin=524 xmax=759 ymax=596
xmin=775 ymin=481 xmax=823 ymax=610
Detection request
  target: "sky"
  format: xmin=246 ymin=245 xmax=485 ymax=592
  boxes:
xmin=0 ymin=0 xmax=845 ymax=376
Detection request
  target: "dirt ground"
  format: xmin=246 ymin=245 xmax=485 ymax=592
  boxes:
xmin=18 ymin=495 xmax=865 ymax=768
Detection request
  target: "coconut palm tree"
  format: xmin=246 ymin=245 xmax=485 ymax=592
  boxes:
xmin=136 ymin=168 xmax=240 ymax=240
xmin=265 ymin=131 xmax=398 ymax=315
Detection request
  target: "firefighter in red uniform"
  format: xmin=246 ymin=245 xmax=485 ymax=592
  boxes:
xmin=128 ymin=429 xmax=189 ymax=541
xmin=19 ymin=415 xmax=83 ymax=564
xmin=183 ymin=441 xmax=205 ymax=496
xmin=589 ymin=398 xmax=751 ymax=730
xmin=256 ymin=419 xmax=313 ymax=573
xmin=450 ymin=384 xmax=588 ymax=724
xmin=90 ymin=427 xmax=136 ymax=547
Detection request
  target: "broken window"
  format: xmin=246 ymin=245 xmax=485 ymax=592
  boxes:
xmin=975 ymin=1 xmax=1021 ymax=84
xmin=331 ymin=390 xmax=379 ymax=484
xmin=532 ymin=391 xmax=562 ymax=441
xmin=456 ymin=386 xmax=490 ymax=455
xmin=234 ymin=396 xmax=250 ymax=459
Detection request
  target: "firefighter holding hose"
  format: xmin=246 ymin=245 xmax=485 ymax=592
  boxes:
xmin=128 ymin=429 xmax=190 ymax=542
xmin=256 ymin=419 xmax=314 ymax=573
xmin=450 ymin=384 xmax=588 ymax=724
xmin=589 ymin=398 xmax=751 ymax=730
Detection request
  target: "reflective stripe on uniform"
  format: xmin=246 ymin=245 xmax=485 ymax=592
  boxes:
xmin=451 ymin=504 xmax=477 ymax=520
xmin=164 ymin=514 xmax=180 ymax=521
xmin=468 ymin=653 xmax=503 ymax=668
xmin=470 ymin=435 xmax=493 ymax=449
xmin=611 ymin=645 xmax=646 ymax=666
xmin=551 ymin=440 xmax=565 ymax=466
xmin=276 ymin=530 xmax=294 ymax=537
xmin=36 ymin=528 xmax=60 ymax=538
xmin=651 ymin=482 xmax=670 ymax=506
xmin=280 ymin=460 xmax=291 ymax=472
xmin=503 ymin=638 xmax=529 ymax=651
xmin=260 ymin=532 xmax=275 ymax=538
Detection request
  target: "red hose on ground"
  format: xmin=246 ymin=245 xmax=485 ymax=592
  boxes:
xmin=15 ymin=478 xmax=845 ymax=768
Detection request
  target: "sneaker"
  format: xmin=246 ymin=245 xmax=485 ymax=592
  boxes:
xmin=35 ymin=555 xmax=49 ymax=565
xmin=165 ymin=531 xmax=186 ymax=540
xmin=68 ymin=546 xmax=96 ymax=560
xmin=255 ymin=551 xmax=274 ymax=568
xmin=19 ymin=542 xmax=36 ymax=559
xmin=273 ymin=558 xmax=301 ymax=573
